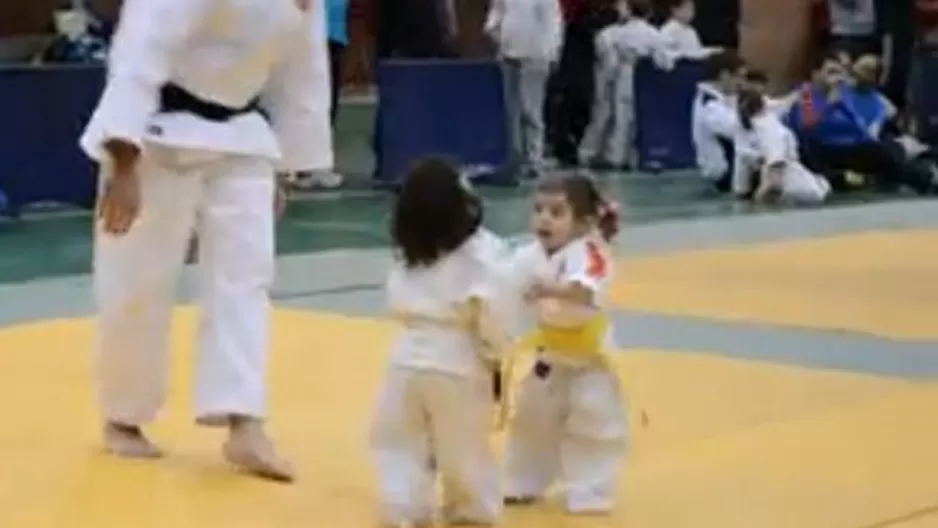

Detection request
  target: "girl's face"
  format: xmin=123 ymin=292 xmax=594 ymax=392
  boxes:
xmin=531 ymin=191 xmax=586 ymax=252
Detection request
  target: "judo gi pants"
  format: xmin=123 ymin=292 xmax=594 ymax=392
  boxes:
xmin=370 ymin=367 xmax=502 ymax=525
xmin=94 ymin=146 xmax=276 ymax=427
xmin=502 ymin=57 xmax=551 ymax=175
xmin=580 ymin=69 xmax=633 ymax=167
xmin=505 ymin=359 xmax=627 ymax=513
xmin=579 ymin=71 xmax=615 ymax=164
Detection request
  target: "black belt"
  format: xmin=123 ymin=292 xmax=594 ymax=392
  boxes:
xmin=158 ymin=83 xmax=261 ymax=122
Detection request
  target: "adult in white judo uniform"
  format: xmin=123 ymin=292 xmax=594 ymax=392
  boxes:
xmin=81 ymin=0 xmax=333 ymax=482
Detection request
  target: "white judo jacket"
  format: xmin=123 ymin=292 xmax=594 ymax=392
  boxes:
xmin=80 ymin=0 xmax=333 ymax=173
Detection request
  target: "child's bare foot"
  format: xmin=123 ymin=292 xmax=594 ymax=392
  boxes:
xmin=103 ymin=422 xmax=164 ymax=459
xmin=223 ymin=416 xmax=295 ymax=483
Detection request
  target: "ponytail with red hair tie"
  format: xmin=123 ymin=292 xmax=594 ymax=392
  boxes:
xmin=597 ymin=200 xmax=621 ymax=241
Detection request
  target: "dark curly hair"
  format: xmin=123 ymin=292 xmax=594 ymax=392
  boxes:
xmin=391 ymin=157 xmax=482 ymax=268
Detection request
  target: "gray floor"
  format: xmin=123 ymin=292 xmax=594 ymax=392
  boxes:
xmin=2 ymin=200 xmax=936 ymax=381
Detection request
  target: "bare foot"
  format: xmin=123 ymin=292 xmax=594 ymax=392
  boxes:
xmin=222 ymin=417 xmax=295 ymax=483
xmin=103 ymin=422 xmax=163 ymax=459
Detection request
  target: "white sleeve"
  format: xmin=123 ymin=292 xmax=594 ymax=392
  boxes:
xmin=484 ymin=0 xmax=505 ymax=36
xmin=755 ymin=117 xmax=789 ymax=167
xmin=559 ymin=239 xmax=610 ymax=299
xmin=80 ymin=0 xmax=213 ymax=160
xmin=700 ymin=99 xmax=738 ymax=139
xmin=262 ymin=5 xmax=334 ymax=173
xmin=541 ymin=0 xmax=564 ymax=62
xmin=645 ymin=26 xmax=677 ymax=70
xmin=462 ymin=233 xmax=522 ymax=351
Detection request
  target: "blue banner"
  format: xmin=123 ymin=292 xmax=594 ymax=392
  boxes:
xmin=633 ymin=58 xmax=705 ymax=172
xmin=376 ymin=59 xmax=510 ymax=185
xmin=0 ymin=66 xmax=103 ymax=217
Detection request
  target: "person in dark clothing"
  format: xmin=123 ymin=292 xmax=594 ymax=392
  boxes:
xmin=374 ymin=0 xmax=457 ymax=59
xmin=875 ymin=0 xmax=914 ymax=110
xmin=692 ymin=0 xmax=739 ymax=49
xmin=549 ymin=0 xmax=621 ymax=167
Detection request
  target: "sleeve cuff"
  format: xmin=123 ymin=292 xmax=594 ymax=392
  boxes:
xmin=80 ymin=78 xmax=156 ymax=162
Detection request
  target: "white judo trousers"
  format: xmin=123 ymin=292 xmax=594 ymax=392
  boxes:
xmin=505 ymin=360 xmax=628 ymax=512
xmin=370 ymin=367 xmax=502 ymax=524
xmin=579 ymin=63 xmax=621 ymax=165
xmin=94 ymin=147 xmax=276 ymax=426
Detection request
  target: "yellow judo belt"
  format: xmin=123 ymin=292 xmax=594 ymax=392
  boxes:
xmin=493 ymin=315 xmax=611 ymax=431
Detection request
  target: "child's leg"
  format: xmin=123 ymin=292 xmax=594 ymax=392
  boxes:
xmin=560 ymin=368 xmax=628 ymax=514
xmin=580 ymin=73 xmax=614 ymax=163
xmin=504 ymin=360 xmax=565 ymax=502
xmin=422 ymin=373 xmax=501 ymax=525
xmin=370 ymin=367 xmax=436 ymax=526
xmin=605 ymin=74 xmax=634 ymax=167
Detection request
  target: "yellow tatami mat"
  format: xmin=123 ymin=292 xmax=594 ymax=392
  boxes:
xmin=0 ymin=309 xmax=932 ymax=528
xmin=614 ymin=229 xmax=938 ymax=340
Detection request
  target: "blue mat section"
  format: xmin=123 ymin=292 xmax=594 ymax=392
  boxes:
xmin=633 ymin=58 xmax=705 ymax=172
xmin=0 ymin=66 xmax=103 ymax=217
xmin=376 ymin=59 xmax=510 ymax=185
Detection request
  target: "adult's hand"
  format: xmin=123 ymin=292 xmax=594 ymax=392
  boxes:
xmin=98 ymin=139 xmax=141 ymax=236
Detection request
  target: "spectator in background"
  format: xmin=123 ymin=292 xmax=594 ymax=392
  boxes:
xmin=41 ymin=4 xmax=107 ymax=64
xmin=581 ymin=0 xmax=674 ymax=170
xmin=826 ymin=0 xmax=880 ymax=58
xmin=787 ymin=52 xmax=936 ymax=194
xmin=691 ymin=51 xmax=745 ymax=193
xmin=907 ymin=0 xmax=938 ymax=144
xmin=375 ymin=0 xmax=456 ymax=59
xmin=485 ymin=0 xmax=564 ymax=179
xmin=371 ymin=0 xmax=456 ymax=181
xmin=743 ymin=69 xmax=798 ymax=115
xmin=875 ymin=0 xmax=913 ymax=111
xmin=549 ymin=0 xmax=621 ymax=167
xmin=326 ymin=0 xmax=349 ymax=124
xmin=294 ymin=0 xmax=348 ymax=189
xmin=733 ymin=87 xmax=832 ymax=203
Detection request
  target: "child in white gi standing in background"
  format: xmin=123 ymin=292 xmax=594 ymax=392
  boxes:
xmin=371 ymin=159 xmax=514 ymax=528
xmin=580 ymin=0 xmax=673 ymax=169
xmin=81 ymin=0 xmax=332 ymax=482
xmin=485 ymin=0 xmax=564 ymax=178
xmin=659 ymin=0 xmax=717 ymax=59
xmin=502 ymin=173 xmax=626 ymax=515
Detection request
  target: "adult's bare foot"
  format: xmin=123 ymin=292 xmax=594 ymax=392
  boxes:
xmin=222 ymin=416 xmax=295 ymax=483
xmin=103 ymin=422 xmax=164 ymax=459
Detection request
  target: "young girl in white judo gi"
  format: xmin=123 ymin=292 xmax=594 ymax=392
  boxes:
xmin=370 ymin=158 xmax=513 ymax=528
xmin=733 ymin=88 xmax=832 ymax=204
xmin=501 ymin=172 xmax=626 ymax=515
xmin=580 ymin=0 xmax=673 ymax=169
